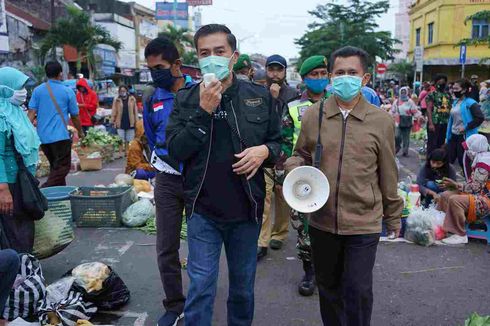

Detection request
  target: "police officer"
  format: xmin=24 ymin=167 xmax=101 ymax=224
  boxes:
xmin=233 ymin=54 xmax=254 ymax=81
xmin=278 ymin=55 xmax=329 ymax=296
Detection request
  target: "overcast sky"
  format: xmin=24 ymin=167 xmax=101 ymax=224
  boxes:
xmin=121 ymin=0 xmax=399 ymax=60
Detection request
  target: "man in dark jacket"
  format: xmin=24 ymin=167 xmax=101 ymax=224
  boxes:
xmin=166 ymin=24 xmax=281 ymax=326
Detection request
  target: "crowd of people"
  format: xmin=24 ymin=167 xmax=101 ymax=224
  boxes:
xmin=0 ymin=22 xmax=490 ymax=326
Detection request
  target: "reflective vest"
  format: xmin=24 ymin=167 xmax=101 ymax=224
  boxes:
xmin=288 ymin=99 xmax=314 ymax=147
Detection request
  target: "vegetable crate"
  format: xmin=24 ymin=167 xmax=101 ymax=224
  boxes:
xmin=70 ymin=187 xmax=134 ymax=227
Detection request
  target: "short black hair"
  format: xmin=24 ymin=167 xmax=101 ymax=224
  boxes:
xmin=433 ymin=73 xmax=448 ymax=83
xmin=144 ymin=36 xmax=180 ymax=63
xmin=329 ymin=46 xmax=369 ymax=73
xmin=45 ymin=61 xmax=62 ymax=78
xmin=194 ymin=24 xmax=237 ymax=52
xmin=119 ymin=85 xmax=128 ymax=92
xmin=454 ymin=78 xmax=471 ymax=91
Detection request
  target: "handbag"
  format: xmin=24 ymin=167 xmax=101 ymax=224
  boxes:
xmin=9 ymin=136 xmax=48 ymax=221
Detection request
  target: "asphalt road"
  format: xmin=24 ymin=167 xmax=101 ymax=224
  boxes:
xmin=38 ymin=148 xmax=490 ymax=326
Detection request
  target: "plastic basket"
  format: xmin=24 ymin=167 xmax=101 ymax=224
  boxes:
xmin=70 ymin=186 xmax=134 ymax=227
xmin=34 ymin=187 xmax=77 ymax=259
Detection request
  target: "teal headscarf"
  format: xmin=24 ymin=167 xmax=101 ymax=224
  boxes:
xmin=0 ymin=67 xmax=40 ymax=169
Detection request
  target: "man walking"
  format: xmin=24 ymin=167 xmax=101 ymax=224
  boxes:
xmin=143 ymin=36 xmax=194 ymax=326
xmin=28 ymin=61 xmax=84 ymax=187
xmin=280 ymin=55 xmax=329 ymax=296
xmin=285 ymin=46 xmax=403 ymax=326
xmin=166 ymin=24 xmax=281 ymax=326
xmin=257 ymin=54 xmax=299 ymax=259
xmin=427 ymin=74 xmax=451 ymax=154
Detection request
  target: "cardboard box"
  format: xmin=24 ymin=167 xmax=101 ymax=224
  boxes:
xmin=79 ymin=156 xmax=102 ymax=171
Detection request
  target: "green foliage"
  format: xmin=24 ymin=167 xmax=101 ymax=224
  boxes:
xmin=388 ymin=60 xmax=414 ymax=81
xmin=295 ymin=0 xmax=400 ymax=69
xmin=39 ymin=6 xmax=121 ymax=77
xmin=463 ymin=312 xmax=490 ymax=326
xmin=158 ymin=25 xmax=194 ymax=58
xmin=182 ymin=50 xmax=198 ymax=66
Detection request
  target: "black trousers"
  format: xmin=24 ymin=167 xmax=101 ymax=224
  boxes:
xmin=427 ymin=123 xmax=447 ymax=155
xmin=448 ymin=133 xmax=465 ymax=169
xmin=41 ymin=139 xmax=72 ymax=188
xmin=154 ymin=172 xmax=186 ymax=314
xmin=310 ymin=227 xmax=380 ymax=326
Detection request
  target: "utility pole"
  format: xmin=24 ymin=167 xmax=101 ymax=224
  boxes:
xmin=50 ymin=0 xmax=56 ymax=60
xmin=173 ymin=0 xmax=177 ymax=27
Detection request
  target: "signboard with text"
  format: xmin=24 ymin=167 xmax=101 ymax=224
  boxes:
xmin=187 ymin=0 xmax=212 ymax=6
xmin=414 ymin=46 xmax=424 ymax=72
xmin=459 ymin=44 xmax=467 ymax=64
xmin=155 ymin=2 xmax=189 ymax=21
xmin=376 ymin=63 xmax=387 ymax=75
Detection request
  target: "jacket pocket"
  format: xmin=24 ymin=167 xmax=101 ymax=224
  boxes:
xmin=370 ymin=183 xmax=376 ymax=210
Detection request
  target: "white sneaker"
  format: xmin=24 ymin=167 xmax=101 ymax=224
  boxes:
xmin=441 ymin=234 xmax=468 ymax=245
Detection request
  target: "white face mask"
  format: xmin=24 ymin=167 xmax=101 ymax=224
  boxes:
xmin=10 ymin=88 xmax=28 ymax=106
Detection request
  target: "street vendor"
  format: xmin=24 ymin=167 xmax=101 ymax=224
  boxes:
xmin=125 ymin=120 xmax=156 ymax=180
xmin=437 ymin=134 xmax=490 ymax=245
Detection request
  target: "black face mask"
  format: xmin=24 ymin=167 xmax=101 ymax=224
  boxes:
xmin=437 ymin=83 xmax=446 ymax=91
xmin=454 ymin=90 xmax=464 ymax=98
xmin=151 ymin=68 xmax=179 ymax=91
xmin=266 ymin=76 xmax=285 ymax=87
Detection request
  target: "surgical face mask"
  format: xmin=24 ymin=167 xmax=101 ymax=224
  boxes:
xmin=1 ymin=85 xmax=27 ymax=106
xmin=453 ymin=90 xmax=464 ymax=99
xmin=332 ymin=75 xmax=363 ymax=102
xmin=119 ymin=91 xmax=128 ymax=98
xmin=400 ymin=93 xmax=409 ymax=101
xmin=304 ymin=78 xmax=329 ymax=94
xmin=150 ymin=68 xmax=177 ymax=91
xmin=199 ymin=54 xmax=233 ymax=81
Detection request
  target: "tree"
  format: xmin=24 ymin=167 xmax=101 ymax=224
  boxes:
xmin=39 ymin=5 xmax=121 ymax=80
xmin=295 ymin=0 xmax=400 ymax=69
xmin=388 ymin=60 xmax=414 ymax=83
xmin=158 ymin=25 xmax=194 ymax=58
xmin=459 ymin=10 xmax=490 ymax=64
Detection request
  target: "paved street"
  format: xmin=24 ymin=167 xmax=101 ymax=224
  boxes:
xmin=39 ymin=150 xmax=490 ymax=326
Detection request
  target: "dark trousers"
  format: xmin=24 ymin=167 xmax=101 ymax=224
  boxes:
xmin=395 ymin=127 xmax=411 ymax=155
xmin=427 ymin=123 xmax=447 ymax=155
xmin=155 ymin=172 xmax=185 ymax=314
xmin=448 ymin=133 xmax=465 ymax=169
xmin=41 ymin=139 xmax=72 ymax=188
xmin=0 ymin=209 xmax=34 ymax=254
xmin=0 ymin=249 xmax=20 ymax=315
xmin=310 ymin=227 xmax=380 ymax=326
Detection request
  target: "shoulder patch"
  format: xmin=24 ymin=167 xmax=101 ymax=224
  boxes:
xmin=153 ymin=101 xmax=164 ymax=112
xmin=244 ymin=98 xmax=263 ymax=107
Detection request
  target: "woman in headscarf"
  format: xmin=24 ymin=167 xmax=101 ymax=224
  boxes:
xmin=391 ymin=86 xmax=421 ymax=156
xmin=0 ymin=67 xmax=41 ymax=253
xmin=436 ymin=134 xmax=490 ymax=245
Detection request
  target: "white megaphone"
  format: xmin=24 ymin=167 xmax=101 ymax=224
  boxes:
xmin=282 ymin=166 xmax=330 ymax=213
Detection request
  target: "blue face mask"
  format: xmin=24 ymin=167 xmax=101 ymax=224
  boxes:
xmin=304 ymin=78 xmax=329 ymax=94
xmin=198 ymin=55 xmax=233 ymax=81
xmin=151 ymin=68 xmax=178 ymax=91
xmin=332 ymin=75 xmax=363 ymax=102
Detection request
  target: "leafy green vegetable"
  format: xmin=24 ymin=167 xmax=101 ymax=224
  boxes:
xmin=464 ymin=313 xmax=490 ymax=326
xmin=81 ymin=128 xmax=123 ymax=150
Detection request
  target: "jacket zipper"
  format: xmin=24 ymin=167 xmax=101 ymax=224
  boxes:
xmin=190 ymin=118 xmax=214 ymax=217
xmin=230 ymin=101 xmax=259 ymax=223
xmin=334 ymin=115 xmax=348 ymax=234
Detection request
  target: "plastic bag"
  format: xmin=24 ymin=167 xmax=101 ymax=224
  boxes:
xmin=404 ymin=207 xmax=436 ymax=246
xmin=133 ymin=179 xmax=151 ymax=193
xmin=45 ymin=277 xmax=76 ymax=304
xmin=114 ymin=174 xmax=134 ymax=186
xmin=71 ymin=150 xmax=80 ymax=164
xmin=86 ymin=152 xmax=101 ymax=159
xmin=66 ymin=263 xmax=130 ymax=310
xmin=122 ymin=199 xmax=155 ymax=227
xmin=38 ymin=290 xmax=97 ymax=326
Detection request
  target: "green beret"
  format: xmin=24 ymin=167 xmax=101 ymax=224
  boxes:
xmin=300 ymin=55 xmax=328 ymax=76
xmin=233 ymin=54 xmax=252 ymax=72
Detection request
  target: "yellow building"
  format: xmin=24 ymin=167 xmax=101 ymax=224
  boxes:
xmin=408 ymin=0 xmax=490 ymax=82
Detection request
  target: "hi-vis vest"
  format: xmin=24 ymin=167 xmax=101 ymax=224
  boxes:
xmin=288 ymin=99 xmax=313 ymax=146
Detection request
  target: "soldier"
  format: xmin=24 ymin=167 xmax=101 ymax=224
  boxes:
xmin=233 ymin=54 xmax=254 ymax=81
xmin=278 ymin=55 xmax=329 ymax=296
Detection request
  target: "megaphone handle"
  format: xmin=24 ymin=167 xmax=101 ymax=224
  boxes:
xmin=313 ymin=99 xmax=325 ymax=169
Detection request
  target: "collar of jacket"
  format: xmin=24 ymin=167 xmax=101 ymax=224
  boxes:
xmin=324 ymin=94 xmax=370 ymax=121
xmin=222 ymin=74 xmax=239 ymax=97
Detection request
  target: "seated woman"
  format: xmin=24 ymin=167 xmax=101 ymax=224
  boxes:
xmin=126 ymin=120 xmax=156 ymax=180
xmin=416 ymin=148 xmax=456 ymax=207
xmin=0 ymin=249 xmax=20 ymax=326
xmin=437 ymin=134 xmax=490 ymax=245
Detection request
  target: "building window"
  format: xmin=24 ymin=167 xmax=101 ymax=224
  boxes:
xmin=416 ymin=28 xmax=421 ymax=46
xmin=472 ymin=19 xmax=489 ymax=39
xmin=428 ymin=22 xmax=434 ymax=44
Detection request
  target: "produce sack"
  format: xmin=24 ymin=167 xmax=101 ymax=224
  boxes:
xmin=66 ymin=262 xmax=130 ymax=310
xmin=404 ymin=208 xmax=436 ymax=246
xmin=114 ymin=174 xmax=133 ymax=186
xmin=2 ymin=255 xmax=46 ymax=321
xmin=122 ymin=199 xmax=155 ymax=227
xmin=38 ymin=290 xmax=97 ymax=326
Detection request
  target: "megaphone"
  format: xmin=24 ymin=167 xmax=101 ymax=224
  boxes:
xmin=282 ymin=166 xmax=330 ymax=213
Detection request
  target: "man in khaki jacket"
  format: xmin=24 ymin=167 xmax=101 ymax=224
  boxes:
xmin=285 ymin=46 xmax=403 ymax=326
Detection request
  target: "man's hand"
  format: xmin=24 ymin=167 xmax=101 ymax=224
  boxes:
xmin=233 ymin=145 xmax=270 ymax=180
xmin=200 ymin=81 xmax=223 ymax=114
xmin=0 ymin=184 xmax=13 ymax=216
xmin=270 ymin=83 xmax=281 ymax=99
xmin=442 ymin=177 xmax=459 ymax=190
xmin=428 ymin=123 xmax=435 ymax=132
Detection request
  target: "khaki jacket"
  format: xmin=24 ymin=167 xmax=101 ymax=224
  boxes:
xmin=112 ymin=95 xmax=138 ymax=129
xmin=284 ymin=95 xmax=403 ymax=235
